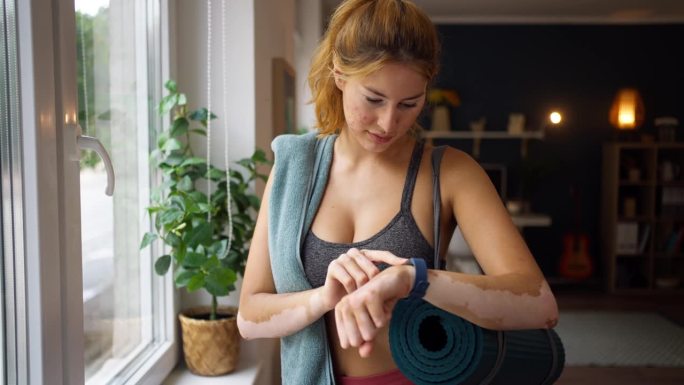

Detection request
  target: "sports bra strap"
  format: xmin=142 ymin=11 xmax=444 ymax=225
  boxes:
xmin=431 ymin=146 xmax=447 ymax=270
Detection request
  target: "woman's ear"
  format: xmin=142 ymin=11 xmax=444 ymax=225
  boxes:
xmin=333 ymin=67 xmax=346 ymax=91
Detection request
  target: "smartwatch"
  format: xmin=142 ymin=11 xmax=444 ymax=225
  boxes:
xmin=404 ymin=257 xmax=429 ymax=300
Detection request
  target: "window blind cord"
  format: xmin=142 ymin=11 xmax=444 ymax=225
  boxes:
xmin=206 ymin=0 xmax=213 ymax=223
xmin=221 ymin=0 xmax=234 ymax=251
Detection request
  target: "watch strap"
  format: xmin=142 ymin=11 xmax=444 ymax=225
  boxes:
xmin=406 ymin=257 xmax=429 ymax=299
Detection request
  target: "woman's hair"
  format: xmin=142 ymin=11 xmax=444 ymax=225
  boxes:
xmin=308 ymin=0 xmax=440 ymax=135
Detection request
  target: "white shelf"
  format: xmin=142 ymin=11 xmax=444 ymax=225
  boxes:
xmin=422 ymin=130 xmax=545 ymax=140
xmin=511 ymin=213 xmax=552 ymax=228
xmin=163 ymin=338 xmax=279 ymax=385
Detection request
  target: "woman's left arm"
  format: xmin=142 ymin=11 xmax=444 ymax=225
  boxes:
xmin=420 ymin=147 xmax=559 ymax=330
xmin=335 ymin=148 xmax=558 ymax=354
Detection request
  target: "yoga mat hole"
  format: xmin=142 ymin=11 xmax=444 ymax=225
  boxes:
xmin=419 ymin=315 xmax=447 ymax=352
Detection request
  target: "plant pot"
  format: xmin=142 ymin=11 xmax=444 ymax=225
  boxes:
xmin=430 ymin=105 xmax=451 ymax=131
xmin=179 ymin=306 xmax=240 ymax=376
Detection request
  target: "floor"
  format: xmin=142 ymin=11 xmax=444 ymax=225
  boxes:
xmin=552 ymin=288 xmax=684 ymax=385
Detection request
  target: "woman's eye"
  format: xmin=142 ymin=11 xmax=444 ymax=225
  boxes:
xmin=366 ymin=97 xmax=382 ymax=104
xmin=400 ymin=103 xmax=417 ymax=109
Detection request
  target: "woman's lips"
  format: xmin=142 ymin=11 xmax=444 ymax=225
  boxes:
xmin=368 ymin=132 xmax=391 ymax=144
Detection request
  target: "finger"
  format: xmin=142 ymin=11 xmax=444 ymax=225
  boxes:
xmin=330 ymin=263 xmax=357 ymax=293
xmin=346 ymin=248 xmax=380 ymax=279
xmin=353 ymin=306 xmax=378 ymax=342
xmin=367 ymin=296 xmax=388 ymax=328
xmin=338 ymin=253 xmax=371 ymax=289
xmin=342 ymin=306 xmax=363 ymax=348
xmin=335 ymin=305 xmax=349 ymax=349
xmin=360 ymin=249 xmax=409 ymax=266
xmin=358 ymin=341 xmax=374 ymax=358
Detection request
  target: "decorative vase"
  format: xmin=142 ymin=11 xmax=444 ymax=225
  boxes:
xmin=179 ymin=306 xmax=240 ymax=376
xmin=430 ymin=105 xmax=451 ymax=131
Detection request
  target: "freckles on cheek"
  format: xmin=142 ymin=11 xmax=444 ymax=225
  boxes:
xmin=347 ymin=105 xmax=374 ymax=127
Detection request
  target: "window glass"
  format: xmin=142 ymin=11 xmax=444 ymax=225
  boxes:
xmin=76 ymin=0 xmax=160 ymax=382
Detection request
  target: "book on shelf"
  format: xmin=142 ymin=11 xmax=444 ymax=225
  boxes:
xmin=663 ymin=228 xmax=684 ymax=255
xmin=638 ymin=224 xmax=651 ymax=254
xmin=616 ymin=222 xmax=639 ymax=255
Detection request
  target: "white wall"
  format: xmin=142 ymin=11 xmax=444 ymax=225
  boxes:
xmin=173 ymin=0 xmax=299 ymax=310
xmin=295 ymin=0 xmax=324 ymax=132
xmin=254 ymin=0 xmax=296 ymax=151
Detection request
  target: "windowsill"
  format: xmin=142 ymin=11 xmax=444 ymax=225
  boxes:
xmin=162 ymin=338 xmax=279 ymax=385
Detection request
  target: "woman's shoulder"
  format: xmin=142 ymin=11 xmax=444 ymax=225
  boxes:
xmin=426 ymin=144 xmax=479 ymax=173
xmin=427 ymin=144 xmax=489 ymax=188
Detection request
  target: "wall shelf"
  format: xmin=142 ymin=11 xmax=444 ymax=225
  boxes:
xmin=422 ymin=130 xmax=545 ymax=140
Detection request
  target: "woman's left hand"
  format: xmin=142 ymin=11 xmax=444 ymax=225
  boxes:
xmin=334 ymin=250 xmax=414 ymax=357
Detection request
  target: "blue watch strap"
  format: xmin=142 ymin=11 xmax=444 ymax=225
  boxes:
xmin=406 ymin=257 xmax=429 ymax=300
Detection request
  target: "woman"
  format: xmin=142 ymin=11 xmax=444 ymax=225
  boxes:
xmin=238 ymin=1 xmax=559 ymax=384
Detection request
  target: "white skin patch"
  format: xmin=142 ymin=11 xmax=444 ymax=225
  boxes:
xmin=427 ymin=274 xmax=557 ymax=330
xmin=237 ymin=291 xmax=325 ymax=339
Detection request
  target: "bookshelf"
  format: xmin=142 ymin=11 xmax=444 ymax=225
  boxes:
xmin=601 ymin=142 xmax=684 ymax=293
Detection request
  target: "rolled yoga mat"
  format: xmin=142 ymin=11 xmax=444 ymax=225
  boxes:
xmin=389 ymin=298 xmax=564 ymax=385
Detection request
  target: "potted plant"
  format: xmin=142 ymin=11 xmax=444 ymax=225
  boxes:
xmin=427 ymin=88 xmax=460 ymax=131
xmin=140 ymin=80 xmax=269 ymax=376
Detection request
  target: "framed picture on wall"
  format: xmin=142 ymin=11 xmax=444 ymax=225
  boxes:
xmin=272 ymin=57 xmax=296 ymax=138
xmin=480 ymin=163 xmax=507 ymax=202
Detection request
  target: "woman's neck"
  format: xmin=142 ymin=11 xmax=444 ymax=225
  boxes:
xmin=335 ymin=129 xmax=414 ymax=167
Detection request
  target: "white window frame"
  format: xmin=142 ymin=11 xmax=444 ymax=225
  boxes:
xmin=16 ymin=0 xmax=177 ymax=383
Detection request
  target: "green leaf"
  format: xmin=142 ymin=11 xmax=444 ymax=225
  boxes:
xmin=187 ymin=274 xmax=206 ymax=291
xmin=140 ymin=232 xmax=158 ymax=249
xmin=163 ymin=153 xmax=184 ymax=167
xmin=206 ymin=167 xmax=224 ymax=181
xmin=205 ymin=267 xmax=236 ymax=297
xmin=251 ymin=148 xmax=268 ymax=163
xmin=169 ymin=195 xmax=186 ymax=211
xmin=184 ymin=251 xmax=207 ymax=268
xmin=190 ymin=128 xmax=207 ymax=136
xmin=173 ymin=245 xmax=187 ymax=265
xmin=177 ymin=93 xmax=187 ymax=106
xmin=170 ymin=118 xmax=189 ymax=137
xmin=165 ymin=79 xmax=178 ymax=93
xmin=174 ymin=269 xmax=195 ymax=287
xmin=159 ymin=94 xmax=176 ymax=114
xmin=180 ymin=157 xmax=207 ymax=167
xmin=158 ymin=208 xmax=183 ymax=226
xmin=183 ymin=222 xmax=213 ymax=247
xmin=163 ymin=138 xmax=182 ymax=152
xmin=165 ymin=232 xmax=182 ymax=248
xmin=212 ymin=239 xmax=229 ymax=259
xmin=177 ymin=175 xmax=193 ymax=192
xmin=154 ymin=255 xmax=172 ymax=275
xmin=156 ymin=132 xmax=168 ymax=149
xmin=189 ymin=108 xmax=217 ymax=122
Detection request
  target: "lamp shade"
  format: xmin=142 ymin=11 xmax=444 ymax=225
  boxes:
xmin=609 ymin=88 xmax=644 ymax=130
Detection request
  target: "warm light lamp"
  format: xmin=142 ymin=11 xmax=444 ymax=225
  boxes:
xmin=609 ymin=88 xmax=644 ymax=130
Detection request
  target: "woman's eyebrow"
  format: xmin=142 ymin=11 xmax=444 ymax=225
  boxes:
xmin=363 ymin=86 xmax=424 ymax=101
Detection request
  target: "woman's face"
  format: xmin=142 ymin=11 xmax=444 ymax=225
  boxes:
xmin=336 ymin=62 xmax=427 ymax=152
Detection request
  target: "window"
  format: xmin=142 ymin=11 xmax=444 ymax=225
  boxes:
xmin=1 ymin=0 xmax=26 ymax=382
xmin=75 ymin=0 xmax=175 ymax=383
xmin=13 ymin=0 xmax=176 ymax=383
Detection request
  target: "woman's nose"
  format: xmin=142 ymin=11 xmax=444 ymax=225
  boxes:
xmin=377 ymin=106 xmax=399 ymax=133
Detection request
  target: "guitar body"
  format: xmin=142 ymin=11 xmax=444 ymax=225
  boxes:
xmin=559 ymin=233 xmax=594 ymax=280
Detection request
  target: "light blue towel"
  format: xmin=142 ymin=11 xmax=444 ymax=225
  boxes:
xmin=269 ymin=132 xmax=337 ymax=385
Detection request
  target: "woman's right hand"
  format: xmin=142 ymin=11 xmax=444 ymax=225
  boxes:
xmin=321 ymin=248 xmax=381 ymax=310
xmin=321 ymin=248 xmax=409 ymax=311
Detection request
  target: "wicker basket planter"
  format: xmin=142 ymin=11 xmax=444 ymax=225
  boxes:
xmin=179 ymin=306 xmax=240 ymax=376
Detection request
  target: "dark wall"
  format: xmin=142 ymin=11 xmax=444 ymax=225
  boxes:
xmin=429 ymin=24 xmax=684 ymax=278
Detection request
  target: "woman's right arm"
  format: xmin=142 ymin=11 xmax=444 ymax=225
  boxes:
xmin=237 ymin=169 xmax=327 ymax=339
xmin=237 ymin=168 xmax=394 ymax=339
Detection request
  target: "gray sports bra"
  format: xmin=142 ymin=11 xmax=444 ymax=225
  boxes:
xmin=301 ymin=141 xmax=435 ymax=288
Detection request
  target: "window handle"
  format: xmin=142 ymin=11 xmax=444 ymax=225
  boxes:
xmin=66 ymin=123 xmax=116 ymax=196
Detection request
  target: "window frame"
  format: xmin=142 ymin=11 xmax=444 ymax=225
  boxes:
xmin=15 ymin=0 xmax=177 ymax=383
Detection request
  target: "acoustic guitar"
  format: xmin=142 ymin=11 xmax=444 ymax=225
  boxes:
xmin=558 ymin=185 xmax=594 ymax=280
